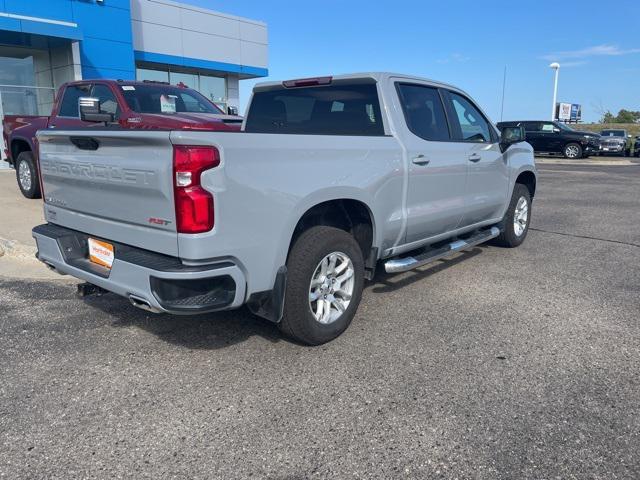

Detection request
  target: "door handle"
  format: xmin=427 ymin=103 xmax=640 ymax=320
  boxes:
xmin=468 ymin=153 xmax=481 ymax=162
xmin=412 ymin=154 xmax=430 ymax=166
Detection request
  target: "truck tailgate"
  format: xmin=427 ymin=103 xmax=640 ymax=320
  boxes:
xmin=36 ymin=130 xmax=179 ymax=256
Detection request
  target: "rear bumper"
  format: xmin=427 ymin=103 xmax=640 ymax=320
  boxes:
xmin=32 ymin=223 xmax=247 ymax=314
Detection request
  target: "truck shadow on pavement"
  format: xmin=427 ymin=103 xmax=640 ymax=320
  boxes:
xmin=369 ymin=247 xmax=482 ymax=293
xmin=84 ymin=297 xmax=284 ymax=350
xmin=77 ymin=247 xmax=483 ymax=350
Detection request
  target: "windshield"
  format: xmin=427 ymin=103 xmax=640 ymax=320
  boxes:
xmin=556 ymin=122 xmax=574 ymax=132
xmin=120 ymin=84 xmax=222 ymax=114
xmin=600 ymin=130 xmax=624 ymax=137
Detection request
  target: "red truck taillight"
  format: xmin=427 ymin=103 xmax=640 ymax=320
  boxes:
xmin=173 ymin=145 xmax=219 ymax=234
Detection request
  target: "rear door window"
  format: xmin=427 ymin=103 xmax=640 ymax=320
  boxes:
xmin=58 ymin=84 xmax=91 ymax=117
xmin=396 ymin=83 xmax=450 ymax=141
xmin=245 ymin=82 xmax=384 ymax=136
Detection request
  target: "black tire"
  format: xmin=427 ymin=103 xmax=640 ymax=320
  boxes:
xmin=563 ymin=143 xmax=582 ymax=159
xmin=279 ymin=226 xmax=364 ymax=345
xmin=15 ymin=151 xmax=41 ymax=199
xmin=494 ymin=184 xmax=531 ymax=248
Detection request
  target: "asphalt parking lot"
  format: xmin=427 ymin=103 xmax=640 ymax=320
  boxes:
xmin=1 ymin=162 xmax=639 ymax=479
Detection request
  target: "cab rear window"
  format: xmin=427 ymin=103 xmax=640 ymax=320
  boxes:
xmin=245 ymin=82 xmax=384 ymax=136
xmin=120 ymin=85 xmax=222 ymax=114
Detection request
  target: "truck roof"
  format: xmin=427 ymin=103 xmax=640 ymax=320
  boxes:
xmin=65 ymin=79 xmax=190 ymax=88
xmin=253 ymin=72 xmax=466 ymax=94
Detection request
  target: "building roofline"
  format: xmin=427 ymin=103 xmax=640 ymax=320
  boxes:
xmin=142 ymin=0 xmax=267 ymax=27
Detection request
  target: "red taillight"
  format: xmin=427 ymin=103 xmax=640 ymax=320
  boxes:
xmin=173 ymin=145 xmax=219 ymax=233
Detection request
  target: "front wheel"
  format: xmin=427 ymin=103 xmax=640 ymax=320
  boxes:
xmin=563 ymin=143 xmax=582 ymax=159
xmin=494 ymin=184 xmax=531 ymax=248
xmin=15 ymin=151 xmax=41 ymax=199
xmin=279 ymin=226 xmax=365 ymax=345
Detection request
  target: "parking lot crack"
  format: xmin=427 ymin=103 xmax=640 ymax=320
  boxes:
xmin=530 ymin=228 xmax=640 ymax=248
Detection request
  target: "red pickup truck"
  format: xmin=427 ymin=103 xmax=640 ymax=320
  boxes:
xmin=3 ymin=79 xmax=242 ymax=198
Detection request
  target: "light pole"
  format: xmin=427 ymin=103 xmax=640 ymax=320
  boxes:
xmin=550 ymin=62 xmax=560 ymax=121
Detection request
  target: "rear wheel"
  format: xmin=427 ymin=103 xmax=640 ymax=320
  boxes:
xmin=279 ymin=226 xmax=364 ymax=345
xmin=15 ymin=151 xmax=41 ymax=199
xmin=563 ymin=143 xmax=582 ymax=159
xmin=494 ymin=184 xmax=531 ymax=248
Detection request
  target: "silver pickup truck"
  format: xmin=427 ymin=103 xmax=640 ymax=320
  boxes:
xmin=34 ymin=72 xmax=537 ymax=345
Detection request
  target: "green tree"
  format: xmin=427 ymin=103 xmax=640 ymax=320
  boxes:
xmin=601 ymin=109 xmax=640 ymax=124
xmin=615 ymin=109 xmax=640 ymax=123
xmin=601 ymin=111 xmax=615 ymax=123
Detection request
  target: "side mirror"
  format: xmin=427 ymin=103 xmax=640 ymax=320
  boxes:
xmin=553 ymin=127 xmax=561 ymax=133
xmin=79 ymin=97 xmax=114 ymax=123
xmin=499 ymin=126 xmax=525 ymax=153
xmin=227 ymin=106 xmax=238 ymax=116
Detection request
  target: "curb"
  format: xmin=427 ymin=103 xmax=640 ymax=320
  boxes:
xmin=0 ymin=237 xmax=38 ymax=261
xmin=0 ymin=236 xmax=70 ymax=281
xmin=535 ymin=158 xmax=636 ymax=166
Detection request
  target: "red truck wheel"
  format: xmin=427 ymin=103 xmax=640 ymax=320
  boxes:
xmin=15 ymin=151 xmax=41 ymax=199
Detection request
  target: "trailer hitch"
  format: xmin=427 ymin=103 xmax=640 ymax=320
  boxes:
xmin=76 ymin=282 xmax=108 ymax=298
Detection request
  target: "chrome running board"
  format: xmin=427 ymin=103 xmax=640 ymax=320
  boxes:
xmin=384 ymin=227 xmax=500 ymax=274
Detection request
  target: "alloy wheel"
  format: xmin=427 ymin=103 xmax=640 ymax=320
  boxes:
xmin=18 ymin=160 xmax=32 ymax=191
xmin=565 ymin=145 xmax=580 ymax=159
xmin=513 ymin=196 xmax=529 ymax=237
xmin=308 ymin=251 xmax=355 ymax=325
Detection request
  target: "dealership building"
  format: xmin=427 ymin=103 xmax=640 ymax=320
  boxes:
xmin=0 ymin=0 xmax=268 ymax=120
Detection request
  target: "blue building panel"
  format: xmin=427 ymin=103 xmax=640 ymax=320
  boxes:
xmin=0 ymin=0 xmax=81 ymax=41
xmin=82 ymin=65 xmax=135 ymax=80
xmin=70 ymin=0 xmax=135 ymax=80
xmin=71 ymin=0 xmax=132 ymax=44
xmin=0 ymin=0 xmax=267 ymax=88
xmin=4 ymin=0 xmax=75 ymax=24
xmin=0 ymin=15 xmax=20 ymax=33
xmin=134 ymin=51 xmax=269 ymax=79
xmin=80 ymin=37 xmax=135 ymax=77
xmin=19 ymin=19 xmax=83 ymax=41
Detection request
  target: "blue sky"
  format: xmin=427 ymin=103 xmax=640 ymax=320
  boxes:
xmin=186 ymin=0 xmax=639 ymax=123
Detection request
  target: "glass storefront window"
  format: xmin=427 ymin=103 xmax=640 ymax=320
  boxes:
xmin=136 ymin=68 xmax=169 ymax=83
xmin=135 ymin=66 xmax=228 ymax=111
xmin=0 ymin=47 xmax=55 ymax=117
xmin=169 ymin=72 xmax=198 ymax=90
xmin=199 ymin=75 xmax=226 ymax=111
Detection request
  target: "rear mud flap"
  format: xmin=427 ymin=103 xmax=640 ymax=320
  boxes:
xmin=246 ymin=266 xmax=287 ymax=323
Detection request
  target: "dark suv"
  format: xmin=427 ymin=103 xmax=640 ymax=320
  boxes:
xmin=599 ymin=129 xmax=632 ymax=157
xmin=497 ymin=120 xmax=600 ymax=158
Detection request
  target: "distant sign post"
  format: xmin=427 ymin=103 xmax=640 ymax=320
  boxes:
xmin=556 ymin=102 xmax=581 ymax=123
xmin=570 ymin=104 xmax=581 ymax=122
xmin=558 ymin=103 xmax=571 ymax=121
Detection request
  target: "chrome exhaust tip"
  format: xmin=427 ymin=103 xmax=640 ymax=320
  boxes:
xmin=129 ymin=294 xmax=162 ymax=314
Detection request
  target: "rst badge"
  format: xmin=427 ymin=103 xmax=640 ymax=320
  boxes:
xmin=148 ymin=217 xmax=172 ymax=226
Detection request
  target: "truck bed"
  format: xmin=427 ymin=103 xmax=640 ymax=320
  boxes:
xmin=36 ymin=128 xmax=404 ymax=293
